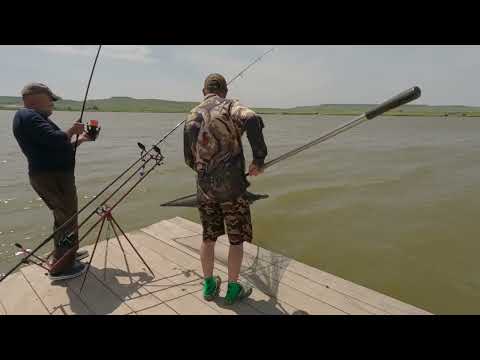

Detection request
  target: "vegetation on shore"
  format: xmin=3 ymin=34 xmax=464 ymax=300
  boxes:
xmin=1 ymin=96 xmax=479 ymax=117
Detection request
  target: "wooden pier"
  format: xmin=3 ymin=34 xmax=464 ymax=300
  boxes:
xmin=0 ymin=217 xmax=431 ymax=315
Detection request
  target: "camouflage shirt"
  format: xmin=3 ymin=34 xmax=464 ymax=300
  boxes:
xmin=184 ymin=94 xmax=268 ymax=176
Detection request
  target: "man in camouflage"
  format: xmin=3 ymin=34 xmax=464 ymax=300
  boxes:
xmin=184 ymin=73 xmax=268 ymax=305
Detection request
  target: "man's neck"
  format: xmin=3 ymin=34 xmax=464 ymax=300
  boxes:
xmin=26 ymin=107 xmax=50 ymax=119
xmin=204 ymin=93 xmax=225 ymax=100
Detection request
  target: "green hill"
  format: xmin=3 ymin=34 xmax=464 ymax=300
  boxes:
xmin=1 ymin=96 xmax=479 ymax=117
xmin=0 ymin=96 xmax=199 ymax=113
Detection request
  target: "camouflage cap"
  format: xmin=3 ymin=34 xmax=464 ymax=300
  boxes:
xmin=21 ymin=82 xmax=61 ymax=101
xmin=204 ymin=73 xmax=228 ymax=93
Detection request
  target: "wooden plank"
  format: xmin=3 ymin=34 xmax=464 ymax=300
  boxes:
xmin=110 ymin=235 xmax=246 ymax=311
xmin=191 ymin=290 xmax=263 ymax=315
xmin=21 ymin=264 xmax=92 ymax=315
xmin=274 ymin=269 xmax=385 ymax=314
xmin=272 ymin=259 xmax=429 ymax=314
xmin=168 ymin=217 xmax=203 ymax=234
xmin=121 ymin=234 xmax=207 ymax=304
xmin=0 ymin=271 xmax=49 ymax=315
xmin=141 ymin=226 xmax=346 ymax=315
xmin=137 ymin=303 xmax=178 ymax=315
xmin=232 ymin=239 xmax=429 ymax=314
xmin=0 ymin=300 xmax=6 ymax=315
xmin=123 ymin=230 xmax=284 ymax=314
xmin=81 ymin=240 xmax=164 ymax=313
xmin=173 ymin=234 xmax=278 ymax=273
xmin=163 ymin=224 xmax=371 ymax=314
xmin=180 ymin=275 xmax=297 ymax=315
xmin=96 ymin=232 xmax=215 ymax=303
xmin=147 ymin=222 xmax=352 ymax=314
xmin=139 ymin=228 xmax=239 ymax=279
xmin=271 ymin=258 xmax=429 ymax=314
xmin=143 ymin=220 xmax=197 ymax=240
xmin=175 ymin=235 xmax=386 ymax=315
xmin=251 ymin=276 xmax=345 ymax=314
xmin=82 ymin=239 xmax=185 ymax=280
xmin=169 ymin=217 xmax=430 ymax=314
xmin=118 ymin=238 xmax=205 ymax=303
xmin=144 ymin=279 xmax=203 ymax=303
xmin=147 ymin=220 xmax=423 ymax=314
xmin=136 ymin=229 xmax=291 ymax=313
xmin=64 ymin=267 xmax=134 ymax=315
xmin=165 ymin=294 xmax=221 ymax=315
xmin=134 ymin=229 xmax=209 ymax=271
xmin=244 ymin=264 xmax=381 ymax=315
xmin=241 ymin=285 xmax=301 ymax=315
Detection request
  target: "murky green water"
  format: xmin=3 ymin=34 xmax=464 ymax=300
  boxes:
xmin=1 ymin=110 xmax=480 ymax=314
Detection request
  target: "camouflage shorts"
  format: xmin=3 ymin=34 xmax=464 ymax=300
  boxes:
xmin=198 ymin=192 xmax=252 ymax=245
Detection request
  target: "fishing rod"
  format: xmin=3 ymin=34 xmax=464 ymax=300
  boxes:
xmin=134 ymin=48 xmax=275 ymax=156
xmin=160 ymin=86 xmax=422 ymax=207
xmin=135 ymin=48 xmax=276 ymax=148
xmin=1 ymin=112 xmax=184 ymax=283
xmin=51 ymin=148 xmax=163 ymax=278
xmin=262 ymin=87 xmax=421 ymax=170
xmin=0 ymin=47 xmax=276 ymax=283
xmin=227 ymin=48 xmax=275 ymax=86
xmin=48 ymin=149 xmax=162 ymax=292
xmin=0 ymin=143 xmax=164 ymax=283
xmin=73 ymin=45 xmax=102 ymax=159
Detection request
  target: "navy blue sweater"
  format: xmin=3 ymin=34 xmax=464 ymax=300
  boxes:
xmin=12 ymin=108 xmax=75 ymax=175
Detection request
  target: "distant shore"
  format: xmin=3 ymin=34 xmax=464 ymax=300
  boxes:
xmin=2 ymin=107 xmax=479 ymax=117
xmin=2 ymin=96 xmax=479 ymax=117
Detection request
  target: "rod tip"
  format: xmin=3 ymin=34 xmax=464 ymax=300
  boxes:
xmin=412 ymin=86 xmax=422 ymax=98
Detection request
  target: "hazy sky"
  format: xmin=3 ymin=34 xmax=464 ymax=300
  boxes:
xmin=0 ymin=45 xmax=478 ymax=108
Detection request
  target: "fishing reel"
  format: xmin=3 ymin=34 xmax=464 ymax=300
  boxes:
xmin=137 ymin=142 xmax=164 ymax=177
xmin=86 ymin=119 xmax=101 ymax=141
xmin=152 ymin=145 xmax=164 ymax=164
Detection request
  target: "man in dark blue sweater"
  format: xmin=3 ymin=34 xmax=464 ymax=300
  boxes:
xmin=13 ymin=83 xmax=93 ymax=281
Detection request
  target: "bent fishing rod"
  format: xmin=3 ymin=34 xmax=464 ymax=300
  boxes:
xmin=129 ymin=47 xmax=276 ymax=153
xmin=0 ymin=47 xmax=276 ymax=283
xmin=139 ymin=47 xmax=276 ymax=146
xmin=227 ymin=48 xmax=275 ymax=86
xmin=73 ymin=45 xmax=102 ymax=159
xmin=160 ymin=86 xmax=422 ymax=207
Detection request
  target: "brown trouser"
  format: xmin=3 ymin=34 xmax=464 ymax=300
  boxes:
xmin=197 ymin=185 xmax=253 ymax=245
xmin=29 ymin=171 xmax=79 ymax=274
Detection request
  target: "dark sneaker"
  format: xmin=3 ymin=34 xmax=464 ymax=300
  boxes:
xmin=76 ymin=249 xmax=89 ymax=261
xmin=224 ymin=281 xmax=253 ymax=305
xmin=48 ymin=261 xmax=87 ymax=281
xmin=47 ymin=250 xmax=88 ymax=270
xmin=38 ymin=250 xmax=88 ymax=263
xmin=203 ymin=276 xmax=221 ymax=301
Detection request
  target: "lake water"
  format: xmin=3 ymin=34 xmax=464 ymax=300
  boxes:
xmin=1 ymin=110 xmax=480 ymax=314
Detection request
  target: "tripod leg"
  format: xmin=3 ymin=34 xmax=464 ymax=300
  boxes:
xmin=110 ymin=216 xmax=155 ymax=277
xmin=109 ymin=220 xmax=134 ymax=284
xmin=103 ymin=221 xmax=112 ymax=281
xmin=80 ymin=216 xmax=106 ymax=293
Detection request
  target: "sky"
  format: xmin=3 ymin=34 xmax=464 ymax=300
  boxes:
xmin=0 ymin=45 xmax=478 ymax=108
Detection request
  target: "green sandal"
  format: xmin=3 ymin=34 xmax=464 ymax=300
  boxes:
xmin=203 ymin=276 xmax=221 ymax=301
xmin=224 ymin=281 xmax=253 ymax=305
